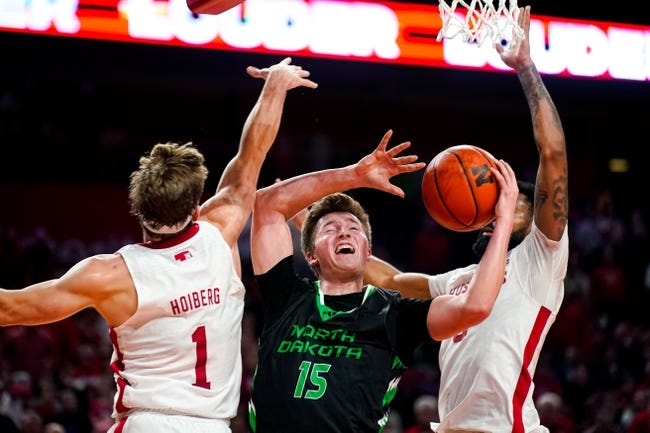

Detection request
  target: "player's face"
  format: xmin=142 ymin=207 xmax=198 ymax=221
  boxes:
xmin=308 ymin=211 xmax=370 ymax=280
xmin=472 ymin=193 xmax=532 ymax=258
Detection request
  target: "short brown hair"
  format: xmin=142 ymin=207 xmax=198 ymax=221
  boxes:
xmin=301 ymin=193 xmax=372 ymax=275
xmin=129 ymin=142 xmax=208 ymax=230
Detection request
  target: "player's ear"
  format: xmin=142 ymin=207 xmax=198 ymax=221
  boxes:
xmin=306 ymin=252 xmax=318 ymax=266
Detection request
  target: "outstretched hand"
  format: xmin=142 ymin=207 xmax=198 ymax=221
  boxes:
xmin=495 ymin=6 xmax=532 ymax=72
xmin=353 ymin=130 xmax=425 ymax=197
xmin=246 ymin=57 xmax=318 ymax=90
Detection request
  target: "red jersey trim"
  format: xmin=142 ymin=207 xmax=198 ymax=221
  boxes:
xmin=109 ymin=327 xmax=130 ymax=415
xmin=139 ymin=223 xmax=200 ymax=249
xmin=512 ymin=306 xmax=552 ymax=433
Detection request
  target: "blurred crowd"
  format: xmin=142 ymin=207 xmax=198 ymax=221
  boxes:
xmin=2 ymin=41 xmax=650 ymax=432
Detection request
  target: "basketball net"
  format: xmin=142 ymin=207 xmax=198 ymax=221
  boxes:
xmin=437 ymin=0 xmax=525 ymax=46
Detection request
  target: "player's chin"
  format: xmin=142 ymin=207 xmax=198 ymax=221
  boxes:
xmin=478 ymin=226 xmax=493 ymax=237
xmin=480 ymin=220 xmax=497 ymax=234
xmin=471 ymin=231 xmax=490 ymax=258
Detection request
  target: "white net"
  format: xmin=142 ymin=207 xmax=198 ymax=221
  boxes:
xmin=437 ymin=0 xmax=524 ymax=46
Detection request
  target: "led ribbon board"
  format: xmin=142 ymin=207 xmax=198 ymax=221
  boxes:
xmin=1 ymin=0 xmax=649 ymax=81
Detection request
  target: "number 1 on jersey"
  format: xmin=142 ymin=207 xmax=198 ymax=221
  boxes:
xmin=192 ymin=325 xmax=211 ymax=389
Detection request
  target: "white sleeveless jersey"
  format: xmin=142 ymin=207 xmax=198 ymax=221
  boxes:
xmin=111 ymin=221 xmax=244 ymax=422
xmin=429 ymin=222 xmax=568 ymax=433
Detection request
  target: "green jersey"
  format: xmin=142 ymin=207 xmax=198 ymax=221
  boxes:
xmin=249 ymin=256 xmax=433 ymax=433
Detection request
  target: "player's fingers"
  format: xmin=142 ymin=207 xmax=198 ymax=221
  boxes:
xmin=376 ymin=130 xmax=393 ymax=151
xmin=399 ymin=162 xmax=426 ymax=173
xmin=392 ymin=155 xmax=421 ymax=166
xmin=498 ymin=160 xmax=516 ymax=182
xmin=299 ymin=79 xmax=319 ymax=89
xmin=492 ymin=161 xmax=517 ymax=192
xmin=386 ymin=141 xmax=412 ymax=157
xmin=521 ymin=7 xmax=530 ymax=33
xmin=379 ymin=183 xmax=405 ymax=197
xmin=246 ymin=66 xmax=264 ymax=78
xmin=490 ymin=164 xmax=507 ymax=185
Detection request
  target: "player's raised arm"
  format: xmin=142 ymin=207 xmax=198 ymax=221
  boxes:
xmin=496 ymin=6 xmax=568 ymax=241
xmin=199 ymin=57 xmax=317 ymax=248
xmin=426 ymin=159 xmax=518 ymax=340
xmin=251 ymin=130 xmax=425 ymax=275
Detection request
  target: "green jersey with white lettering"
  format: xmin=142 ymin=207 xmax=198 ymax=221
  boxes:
xmin=248 ymin=256 xmax=433 ymax=433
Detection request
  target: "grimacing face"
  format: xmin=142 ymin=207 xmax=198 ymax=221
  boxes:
xmin=305 ymin=211 xmax=371 ymax=280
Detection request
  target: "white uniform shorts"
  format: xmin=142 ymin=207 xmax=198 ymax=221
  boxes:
xmin=108 ymin=411 xmax=232 ymax=433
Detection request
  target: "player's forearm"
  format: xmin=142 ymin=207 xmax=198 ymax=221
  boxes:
xmin=0 ymin=289 xmax=17 ymax=325
xmin=517 ymin=63 xmax=565 ymax=153
xmin=519 ymin=62 xmax=568 ymax=237
xmin=466 ymin=219 xmax=511 ymax=314
xmin=255 ymin=165 xmax=362 ymax=220
xmin=363 ymin=256 xmax=400 ymax=289
xmin=237 ymin=74 xmax=289 ymax=171
xmin=215 ymin=73 xmax=289 ymax=199
xmin=0 ymin=282 xmax=65 ymax=326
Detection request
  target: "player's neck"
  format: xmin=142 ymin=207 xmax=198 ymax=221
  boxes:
xmin=318 ymin=278 xmax=364 ymax=296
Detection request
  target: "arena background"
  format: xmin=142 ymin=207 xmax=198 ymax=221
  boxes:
xmin=1 ymin=1 xmax=650 ymax=431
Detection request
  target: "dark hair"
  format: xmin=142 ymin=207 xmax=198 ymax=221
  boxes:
xmin=472 ymin=179 xmax=536 ymax=258
xmin=517 ymin=180 xmax=535 ymax=226
xmin=301 ymin=193 xmax=372 ymax=275
xmin=517 ymin=180 xmax=535 ymax=205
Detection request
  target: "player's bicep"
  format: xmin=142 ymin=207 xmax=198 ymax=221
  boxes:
xmin=535 ymin=155 xmax=568 ymax=241
xmin=426 ymin=294 xmax=486 ymax=341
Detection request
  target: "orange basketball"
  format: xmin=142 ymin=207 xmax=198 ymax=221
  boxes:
xmin=421 ymin=144 xmax=499 ymax=232
xmin=186 ymin=0 xmax=244 ymax=14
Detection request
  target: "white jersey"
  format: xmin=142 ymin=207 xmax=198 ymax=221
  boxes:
xmin=429 ymin=222 xmax=568 ymax=433
xmin=110 ymin=221 xmax=244 ymax=425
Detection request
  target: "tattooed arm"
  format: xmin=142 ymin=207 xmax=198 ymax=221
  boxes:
xmin=496 ymin=6 xmax=568 ymax=241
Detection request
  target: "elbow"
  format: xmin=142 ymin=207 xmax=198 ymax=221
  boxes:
xmin=463 ymin=304 xmax=492 ymax=326
xmin=253 ymin=187 xmax=294 ymax=221
xmin=539 ymin=140 xmax=567 ymax=161
xmin=456 ymin=303 xmax=494 ymax=334
xmin=425 ymin=301 xmax=493 ymax=342
xmin=253 ymin=188 xmax=272 ymax=215
xmin=462 ymin=291 xmax=496 ymax=325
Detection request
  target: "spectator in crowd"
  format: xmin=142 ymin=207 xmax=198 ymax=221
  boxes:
xmin=404 ymin=395 xmax=439 ymax=433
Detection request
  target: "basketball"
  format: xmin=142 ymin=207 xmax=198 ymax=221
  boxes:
xmin=421 ymin=144 xmax=499 ymax=232
xmin=186 ymin=0 xmax=245 ymax=14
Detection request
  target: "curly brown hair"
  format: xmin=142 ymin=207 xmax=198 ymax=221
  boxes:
xmin=129 ymin=142 xmax=208 ymax=232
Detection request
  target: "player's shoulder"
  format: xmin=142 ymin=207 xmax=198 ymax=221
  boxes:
xmin=70 ymin=253 xmax=130 ymax=292
xmin=525 ymin=221 xmax=569 ymax=250
xmin=84 ymin=253 xmax=125 ymax=270
xmin=371 ymin=286 xmax=401 ymax=298
xmin=371 ymin=287 xmax=431 ymax=309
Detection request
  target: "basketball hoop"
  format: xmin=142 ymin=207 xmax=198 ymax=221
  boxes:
xmin=437 ymin=0 xmax=524 ymax=46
